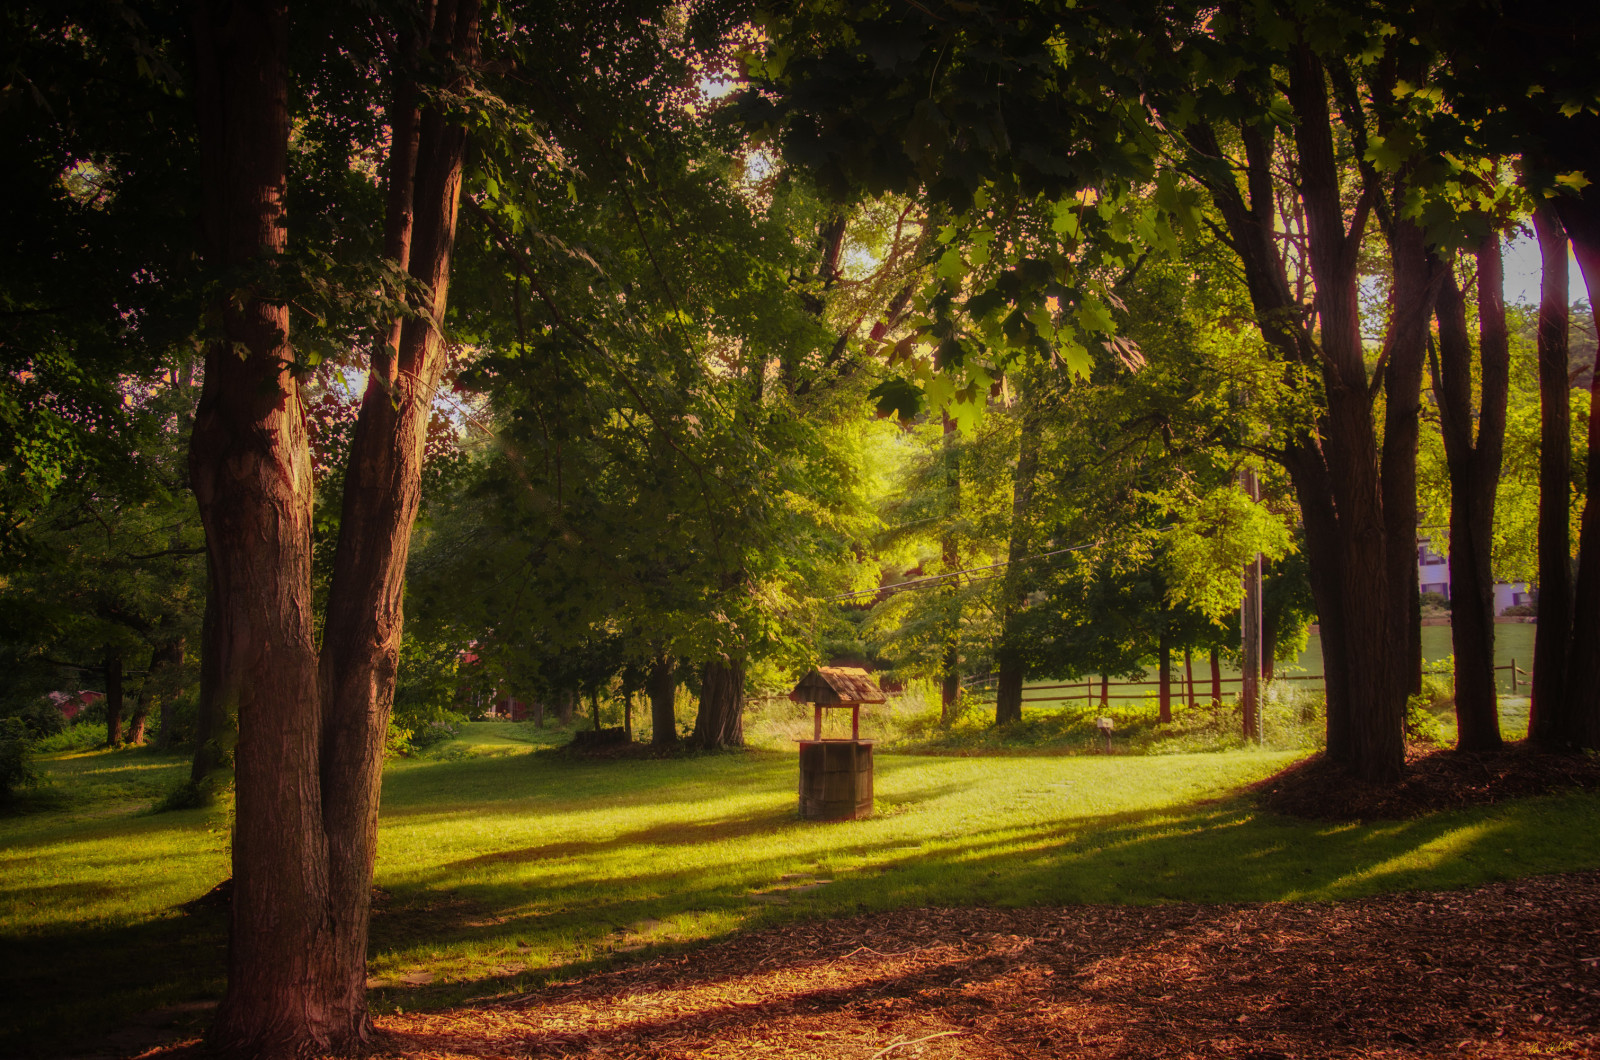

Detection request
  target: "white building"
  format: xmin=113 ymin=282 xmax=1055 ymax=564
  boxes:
xmin=1416 ymin=539 xmax=1532 ymax=614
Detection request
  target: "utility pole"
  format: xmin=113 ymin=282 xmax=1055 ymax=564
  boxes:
xmin=1240 ymin=466 xmax=1263 ymax=744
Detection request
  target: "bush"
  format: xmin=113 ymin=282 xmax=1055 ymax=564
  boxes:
xmin=0 ymin=718 xmax=38 ymax=802
xmin=1419 ymin=591 xmax=1451 ymax=614
xmin=1501 ymin=602 xmax=1537 ymax=617
xmin=30 ymin=723 xmax=109 ymax=754
xmin=9 ymin=699 xmax=67 ymax=739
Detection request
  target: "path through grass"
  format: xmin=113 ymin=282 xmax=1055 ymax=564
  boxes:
xmin=4 ymin=720 xmax=1598 ymax=1055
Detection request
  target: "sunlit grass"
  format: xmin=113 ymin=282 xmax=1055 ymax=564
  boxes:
xmin=3 ymin=719 xmax=1599 ymax=1055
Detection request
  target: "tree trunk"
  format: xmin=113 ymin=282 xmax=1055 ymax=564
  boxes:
xmin=154 ymin=636 xmax=187 ymax=751
xmin=1099 ymin=672 xmax=1108 ymax=708
xmin=558 ymin=690 xmax=574 ymax=726
xmin=648 ymin=652 xmax=677 ymax=747
xmin=693 ymin=657 xmax=745 ymax=749
xmin=315 ymin=2 xmax=479 ymax=1042
xmin=939 ymin=412 xmax=961 ymax=725
xmin=126 ymin=646 xmax=155 ymax=745
xmin=1555 ymin=192 xmax=1600 ymax=749
xmin=592 ymin=690 xmax=603 ymax=731
xmin=191 ymin=3 xmax=334 ymax=1054
xmin=103 ymin=647 xmax=124 ymax=747
xmin=1184 ymin=647 xmax=1195 ymax=709
xmin=624 ymin=691 xmax=633 ymax=742
xmin=1240 ymin=471 xmax=1262 ymax=743
xmin=995 ymin=376 xmax=1044 ymax=726
xmin=1157 ymin=607 xmax=1172 ymax=725
xmin=1529 ymin=204 xmax=1575 ymax=746
xmin=1209 ymin=647 xmax=1221 ymax=709
xmin=1431 ymin=236 xmax=1510 ymax=751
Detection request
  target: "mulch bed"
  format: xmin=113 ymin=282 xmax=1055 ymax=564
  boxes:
xmin=1254 ymin=743 xmax=1600 ymax=821
xmin=324 ymin=872 xmax=1596 ymax=1059
xmin=141 ymin=873 xmax=1600 ymax=1058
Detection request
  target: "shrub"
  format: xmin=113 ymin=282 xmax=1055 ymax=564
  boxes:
xmin=30 ymin=723 xmax=108 ymax=754
xmin=0 ymin=718 xmax=38 ymax=802
xmin=1501 ymin=602 xmax=1537 ymax=617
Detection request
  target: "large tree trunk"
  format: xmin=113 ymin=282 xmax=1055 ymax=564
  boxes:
xmin=1431 ymin=237 xmax=1510 ymax=751
xmin=1554 ymin=192 xmax=1600 ymax=749
xmin=1528 ymin=204 xmax=1575 ymax=747
xmin=314 ymin=2 xmax=479 ymax=1045
xmin=648 ymin=651 xmax=677 ymax=747
xmin=693 ymin=657 xmax=745 ymax=749
xmin=994 ymin=379 xmax=1044 ymax=726
xmin=191 ymin=3 xmax=334 ymax=1055
xmin=103 ymin=647 xmax=124 ymax=747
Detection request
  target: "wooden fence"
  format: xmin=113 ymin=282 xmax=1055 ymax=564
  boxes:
xmin=963 ymin=659 xmax=1533 ymax=706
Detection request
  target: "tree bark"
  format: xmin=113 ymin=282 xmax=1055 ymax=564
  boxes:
xmin=995 ymin=378 xmax=1044 ymax=726
xmin=153 ymin=636 xmax=187 ymax=751
xmin=1431 ymin=237 xmax=1509 ymax=751
xmin=315 ymin=2 xmax=479 ymax=1043
xmin=103 ymin=647 xmax=124 ymax=747
xmin=1209 ymin=647 xmax=1221 ymax=709
xmin=127 ymin=646 xmax=155 ymax=745
xmin=693 ymin=657 xmax=745 ymax=749
xmin=648 ymin=651 xmax=677 ymax=747
xmin=939 ymin=412 xmax=961 ymax=724
xmin=1554 ymin=192 xmax=1600 ymax=749
xmin=1157 ymin=607 xmax=1173 ymax=724
xmin=1529 ymin=204 xmax=1574 ymax=746
xmin=191 ymin=3 xmax=335 ymax=1054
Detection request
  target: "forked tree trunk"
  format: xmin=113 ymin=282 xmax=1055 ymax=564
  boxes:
xmin=191 ymin=0 xmax=479 ymax=1053
xmin=1176 ymin=47 xmax=1434 ymax=782
xmin=693 ymin=657 xmax=745 ymax=749
xmin=648 ymin=652 xmax=677 ymax=747
xmin=191 ymin=4 xmax=332 ymax=1054
xmin=1529 ymin=205 xmax=1575 ymax=747
xmin=1431 ymin=237 xmax=1510 ymax=751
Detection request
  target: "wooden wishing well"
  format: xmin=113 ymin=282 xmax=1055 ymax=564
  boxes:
xmin=788 ymin=666 xmax=886 ymax=821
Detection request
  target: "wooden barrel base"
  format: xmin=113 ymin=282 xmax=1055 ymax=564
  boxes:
xmin=797 ymin=739 xmax=873 ymax=820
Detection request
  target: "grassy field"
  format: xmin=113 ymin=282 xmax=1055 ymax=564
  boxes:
xmin=5 ymin=715 xmax=1600 ymax=1056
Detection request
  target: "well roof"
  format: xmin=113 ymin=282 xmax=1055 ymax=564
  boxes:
xmin=788 ymin=666 xmax=886 ymax=706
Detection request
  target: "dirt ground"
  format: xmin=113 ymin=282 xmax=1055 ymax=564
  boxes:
xmin=138 ymin=871 xmax=1600 ymax=1060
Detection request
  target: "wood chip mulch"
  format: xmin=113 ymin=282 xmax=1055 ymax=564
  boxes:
xmin=311 ymin=872 xmax=1600 ymax=1060
xmin=1253 ymin=743 xmax=1600 ymax=821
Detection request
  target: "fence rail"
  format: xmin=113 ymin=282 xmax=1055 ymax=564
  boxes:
xmin=970 ymin=658 xmax=1533 ymax=704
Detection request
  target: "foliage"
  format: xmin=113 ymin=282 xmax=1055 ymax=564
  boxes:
xmin=0 ymin=718 xmax=38 ymax=802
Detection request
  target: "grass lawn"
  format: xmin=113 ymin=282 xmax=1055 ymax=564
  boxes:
xmin=4 ymin=717 xmax=1599 ymax=1055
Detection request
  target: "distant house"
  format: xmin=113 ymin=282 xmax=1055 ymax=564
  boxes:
xmin=1416 ymin=539 xmax=1532 ymax=615
xmin=47 ymin=690 xmax=103 ymax=722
